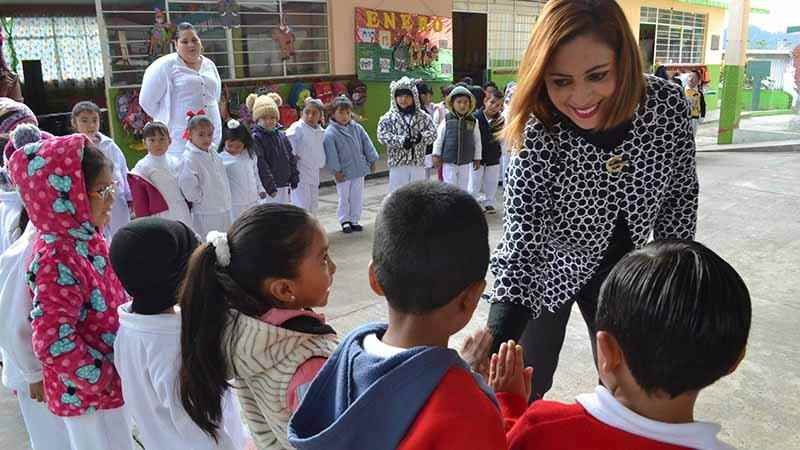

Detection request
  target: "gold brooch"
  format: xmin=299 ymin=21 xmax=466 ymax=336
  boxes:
xmin=605 ymin=155 xmax=627 ymax=175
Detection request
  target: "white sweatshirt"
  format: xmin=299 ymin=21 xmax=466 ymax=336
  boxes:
xmin=220 ymin=150 xmax=265 ymax=208
xmin=0 ymin=223 xmax=42 ymax=391
xmin=132 ymin=153 xmax=193 ymax=229
xmin=179 ymin=142 xmax=233 ymax=215
xmin=96 ymin=133 xmax=132 ymax=239
xmin=114 ymin=303 xmax=248 ymax=450
xmin=0 ymin=191 xmax=24 ymax=252
xmin=285 ymin=120 xmax=326 ymax=187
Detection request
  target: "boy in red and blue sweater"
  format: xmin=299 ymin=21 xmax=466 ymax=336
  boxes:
xmin=491 ymin=240 xmax=750 ymax=450
xmin=289 ymin=181 xmax=506 ymax=449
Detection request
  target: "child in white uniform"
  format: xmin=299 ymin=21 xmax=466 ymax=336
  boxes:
xmin=286 ymin=98 xmax=326 ymax=216
xmin=220 ymin=119 xmax=266 ymax=219
xmin=71 ymin=101 xmax=132 ymax=240
xmin=132 ymin=121 xmax=193 ymax=229
xmin=111 ymin=218 xmax=248 ymax=450
xmin=179 ymin=114 xmax=233 ymax=237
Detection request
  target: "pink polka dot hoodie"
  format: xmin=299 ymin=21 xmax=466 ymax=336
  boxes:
xmin=9 ymin=134 xmax=126 ymax=417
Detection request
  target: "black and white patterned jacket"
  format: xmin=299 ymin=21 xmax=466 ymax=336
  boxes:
xmin=377 ymin=77 xmax=437 ymax=167
xmin=487 ymin=76 xmax=699 ymax=317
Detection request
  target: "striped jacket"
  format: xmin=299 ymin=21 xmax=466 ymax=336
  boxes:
xmin=223 ymin=311 xmax=338 ymax=449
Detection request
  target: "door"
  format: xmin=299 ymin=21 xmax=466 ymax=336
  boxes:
xmin=453 ymin=12 xmax=488 ymax=85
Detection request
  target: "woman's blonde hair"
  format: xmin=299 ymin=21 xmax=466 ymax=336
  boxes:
xmin=502 ymin=0 xmax=645 ymax=150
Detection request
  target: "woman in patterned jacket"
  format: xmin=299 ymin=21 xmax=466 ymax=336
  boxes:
xmin=9 ymin=135 xmax=133 ymax=449
xmin=377 ymin=76 xmax=437 ymax=194
xmin=485 ymin=0 xmax=699 ymax=400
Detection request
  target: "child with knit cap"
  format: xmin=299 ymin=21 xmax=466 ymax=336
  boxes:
xmin=247 ymin=92 xmax=299 ymax=205
xmin=111 ymin=218 xmax=249 ymax=450
xmin=286 ymin=98 xmax=326 ymax=215
xmin=432 ymin=86 xmax=482 ymax=191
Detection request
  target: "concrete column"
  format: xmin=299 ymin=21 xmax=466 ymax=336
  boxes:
xmin=718 ymin=0 xmax=750 ymax=144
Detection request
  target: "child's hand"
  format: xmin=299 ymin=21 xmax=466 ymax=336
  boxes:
xmin=473 ymin=160 xmax=481 ymax=171
xmin=29 ymin=381 xmax=45 ymax=402
xmin=489 ymin=340 xmax=533 ymax=401
xmin=433 ymin=155 xmax=442 ymax=169
xmin=334 ymin=172 xmax=346 ymax=183
xmin=460 ymin=327 xmax=493 ymax=380
xmin=259 ymin=192 xmax=267 ymax=199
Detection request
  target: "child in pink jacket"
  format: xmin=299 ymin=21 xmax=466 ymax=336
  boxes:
xmin=9 ymin=134 xmax=133 ymax=449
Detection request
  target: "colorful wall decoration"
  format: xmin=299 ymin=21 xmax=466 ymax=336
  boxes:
xmin=354 ymin=7 xmax=452 ymax=81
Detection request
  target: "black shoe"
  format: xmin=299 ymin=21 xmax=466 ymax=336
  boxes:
xmin=485 ymin=205 xmax=497 ymax=215
xmin=341 ymin=222 xmax=353 ymax=234
xmin=351 ymin=223 xmax=364 ymax=232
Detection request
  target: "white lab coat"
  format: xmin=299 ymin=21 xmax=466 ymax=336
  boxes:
xmin=139 ymin=53 xmax=223 ymax=156
xmin=179 ymin=142 xmax=233 ymax=237
xmin=132 ymin=153 xmax=193 ymax=230
xmin=114 ymin=303 xmax=248 ymax=450
xmin=96 ymin=133 xmax=132 ymax=240
xmin=220 ymin=150 xmax=265 ymax=219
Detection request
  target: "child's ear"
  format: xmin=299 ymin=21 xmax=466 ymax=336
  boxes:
xmin=262 ymin=278 xmax=297 ymax=306
xmin=596 ymin=331 xmax=623 ymax=375
xmin=367 ymin=261 xmax=385 ymax=297
xmin=459 ymin=279 xmax=486 ymax=314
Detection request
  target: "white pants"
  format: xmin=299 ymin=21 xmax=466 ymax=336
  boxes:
xmin=691 ymin=118 xmax=700 ymax=136
xmin=292 ymin=183 xmax=320 ymax=216
xmin=469 ymin=164 xmax=501 ymax=208
xmin=17 ymin=393 xmax=69 ymax=450
xmin=103 ymin=196 xmax=131 ymax=243
xmin=388 ymin=165 xmax=426 ymax=194
xmin=262 ymin=186 xmax=292 ymax=205
xmin=231 ymin=201 xmax=257 ymax=221
xmin=63 ymin=407 xmax=133 ymax=450
xmin=501 ymin=152 xmax=511 ymax=187
xmin=442 ymin=163 xmax=472 ymax=191
xmin=193 ymin=211 xmax=233 ymax=239
xmin=336 ymin=177 xmax=364 ymax=225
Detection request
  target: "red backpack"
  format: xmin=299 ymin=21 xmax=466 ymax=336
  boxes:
xmin=312 ymin=82 xmax=334 ymax=105
xmin=279 ymin=105 xmax=299 ymax=128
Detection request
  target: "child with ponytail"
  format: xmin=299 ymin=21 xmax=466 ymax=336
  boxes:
xmin=179 ymin=204 xmax=339 ymax=450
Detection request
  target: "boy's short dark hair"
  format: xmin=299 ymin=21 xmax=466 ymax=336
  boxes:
xmin=441 ymin=84 xmax=455 ymax=98
xmin=71 ymin=101 xmax=101 ymax=119
xmin=482 ymin=81 xmax=498 ymax=91
xmin=372 ymin=181 xmax=489 ymax=314
xmin=597 ymin=240 xmax=751 ymax=398
xmin=143 ymin=121 xmax=170 ymax=139
xmin=416 ymin=83 xmax=432 ymax=96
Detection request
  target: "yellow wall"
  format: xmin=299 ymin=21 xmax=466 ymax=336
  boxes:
xmin=618 ymin=0 xmax=726 ymax=65
xmin=328 ymin=0 xmax=453 ymax=75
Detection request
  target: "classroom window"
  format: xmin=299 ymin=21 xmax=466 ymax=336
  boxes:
xmin=640 ymin=6 xmax=707 ymax=66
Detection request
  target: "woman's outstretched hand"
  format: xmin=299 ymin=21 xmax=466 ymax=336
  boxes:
xmin=460 ymin=327 xmax=493 ymax=379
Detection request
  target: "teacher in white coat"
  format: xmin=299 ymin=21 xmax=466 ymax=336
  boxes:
xmin=139 ymin=22 xmax=222 ymax=156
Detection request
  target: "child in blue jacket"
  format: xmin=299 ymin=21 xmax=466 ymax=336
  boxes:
xmin=323 ymin=96 xmax=379 ymax=234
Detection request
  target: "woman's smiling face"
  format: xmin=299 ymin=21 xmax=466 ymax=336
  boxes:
xmin=545 ymin=34 xmax=618 ymax=131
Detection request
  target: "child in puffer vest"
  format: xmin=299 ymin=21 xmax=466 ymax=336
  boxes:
xmin=432 ymin=86 xmax=482 ymax=191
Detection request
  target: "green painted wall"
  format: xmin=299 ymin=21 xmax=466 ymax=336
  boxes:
xmin=107 ymin=87 xmax=147 ymax=169
xmin=705 ymin=64 xmax=721 ymax=110
xmin=489 ymin=70 xmax=517 ymax=89
xmin=740 ymin=89 xmax=793 ymax=111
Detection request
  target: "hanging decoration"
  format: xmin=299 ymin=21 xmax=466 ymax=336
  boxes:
xmin=272 ymin=25 xmax=296 ymax=61
xmin=218 ymin=0 xmax=241 ymax=29
xmin=116 ymin=89 xmax=150 ymax=140
xmin=148 ymin=9 xmax=176 ymax=59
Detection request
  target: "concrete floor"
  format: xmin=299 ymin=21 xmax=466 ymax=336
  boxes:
xmin=2 ymin=150 xmax=799 ymax=449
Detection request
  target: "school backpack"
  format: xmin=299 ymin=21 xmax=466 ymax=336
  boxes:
xmin=332 ymin=81 xmax=348 ymax=98
xmin=312 ymin=82 xmax=334 ymax=105
xmin=279 ymin=105 xmax=299 ymax=129
xmin=288 ymin=82 xmax=312 ymax=110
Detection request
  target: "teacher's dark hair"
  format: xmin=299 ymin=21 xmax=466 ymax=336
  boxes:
xmin=175 ymin=22 xmax=196 ymax=39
